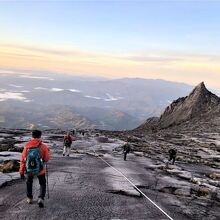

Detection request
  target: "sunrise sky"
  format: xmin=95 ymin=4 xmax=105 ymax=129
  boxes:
xmin=0 ymin=1 xmax=220 ymax=88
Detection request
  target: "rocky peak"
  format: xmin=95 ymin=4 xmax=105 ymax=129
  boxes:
xmin=135 ymin=82 xmax=220 ymax=132
xmin=192 ymin=82 xmax=207 ymax=94
xmin=187 ymin=82 xmax=215 ymax=103
xmin=157 ymin=82 xmax=220 ymax=128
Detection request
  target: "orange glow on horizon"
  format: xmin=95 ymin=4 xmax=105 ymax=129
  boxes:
xmin=0 ymin=44 xmax=220 ymax=88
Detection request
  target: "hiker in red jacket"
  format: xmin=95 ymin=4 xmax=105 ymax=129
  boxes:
xmin=19 ymin=130 xmax=50 ymax=208
xmin=63 ymin=132 xmax=75 ymax=156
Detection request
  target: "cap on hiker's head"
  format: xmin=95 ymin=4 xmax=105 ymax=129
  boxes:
xmin=32 ymin=130 xmax=42 ymax=138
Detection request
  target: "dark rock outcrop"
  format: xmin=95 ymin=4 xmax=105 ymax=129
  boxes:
xmin=135 ymin=117 xmax=159 ymax=132
xmin=136 ymin=82 xmax=220 ymax=132
xmin=158 ymin=82 xmax=220 ymax=128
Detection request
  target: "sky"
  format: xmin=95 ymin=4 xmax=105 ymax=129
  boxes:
xmin=0 ymin=0 xmax=220 ymax=88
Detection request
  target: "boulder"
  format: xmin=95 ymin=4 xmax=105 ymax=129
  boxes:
xmin=0 ymin=160 xmax=20 ymax=173
xmin=0 ymin=144 xmax=10 ymax=152
xmin=159 ymin=186 xmax=177 ymax=194
xmin=191 ymin=186 xmax=210 ymax=197
xmin=175 ymin=188 xmax=191 ymax=197
xmin=207 ymin=172 xmax=219 ymax=180
xmin=96 ymin=136 xmax=109 ymax=143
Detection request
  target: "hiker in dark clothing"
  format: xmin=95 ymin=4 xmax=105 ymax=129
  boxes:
xmin=168 ymin=148 xmax=177 ymax=165
xmin=123 ymin=142 xmax=131 ymax=161
xmin=72 ymin=129 xmax=75 ymax=135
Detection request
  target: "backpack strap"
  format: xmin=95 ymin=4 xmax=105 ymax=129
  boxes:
xmin=37 ymin=141 xmax=42 ymax=157
xmin=36 ymin=141 xmax=45 ymax=164
xmin=37 ymin=141 xmax=42 ymax=148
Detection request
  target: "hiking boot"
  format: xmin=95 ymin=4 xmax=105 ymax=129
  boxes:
xmin=27 ymin=198 xmax=33 ymax=204
xmin=38 ymin=198 xmax=44 ymax=208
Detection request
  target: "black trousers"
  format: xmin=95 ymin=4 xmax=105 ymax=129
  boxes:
xmin=169 ymin=155 xmax=176 ymax=165
xmin=26 ymin=174 xmax=46 ymax=199
xmin=124 ymin=152 xmax=128 ymax=161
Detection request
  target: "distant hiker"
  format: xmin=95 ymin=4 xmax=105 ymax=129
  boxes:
xmin=78 ymin=130 xmax=82 ymax=136
xmin=72 ymin=129 xmax=75 ymax=135
xmin=168 ymin=148 xmax=177 ymax=165
xmin=123 ymin=141 xmax=131 ymax=161
xmin=63 ymin=132 xmax=75 ymax=156
xmin=79 ymin=130 xmax=85 ymax=136
xmin=19 ymin=130 xmax=50 ymax=208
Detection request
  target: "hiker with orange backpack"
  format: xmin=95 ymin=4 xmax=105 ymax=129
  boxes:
xmin=19 ymin=130 xmax=50 ymax=208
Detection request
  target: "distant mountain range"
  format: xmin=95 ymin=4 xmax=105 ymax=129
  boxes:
xmin=0 ymin=71 xmax=208 ymax=130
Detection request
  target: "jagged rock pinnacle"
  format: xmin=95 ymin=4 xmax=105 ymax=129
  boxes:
xmin=197 ymin=81 xmax=205 ymax=88
xmin=138 ymin=82 xmax=220 ymax=130
xmin=190 ymin=82 xmax=209 ymax=97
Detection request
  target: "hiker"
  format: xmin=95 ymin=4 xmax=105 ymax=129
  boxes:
xmin=63 ymin=132 xmax=75 ymax=156
xmin=168 ymin=148 xmax=177 ymax=165
xmin=72 ymin=129 xmax=75 ymax=135
xmin=123 ymin=141 xmax=131 ymax=161
xmin=19 ymin=130 xmax=50 ymax=208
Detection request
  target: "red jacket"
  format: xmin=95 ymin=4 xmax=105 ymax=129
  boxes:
xmin=19 ymin=138 xmax=50 ymax=176
xmin=64 ymin=134 xmax=75 ymax=141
